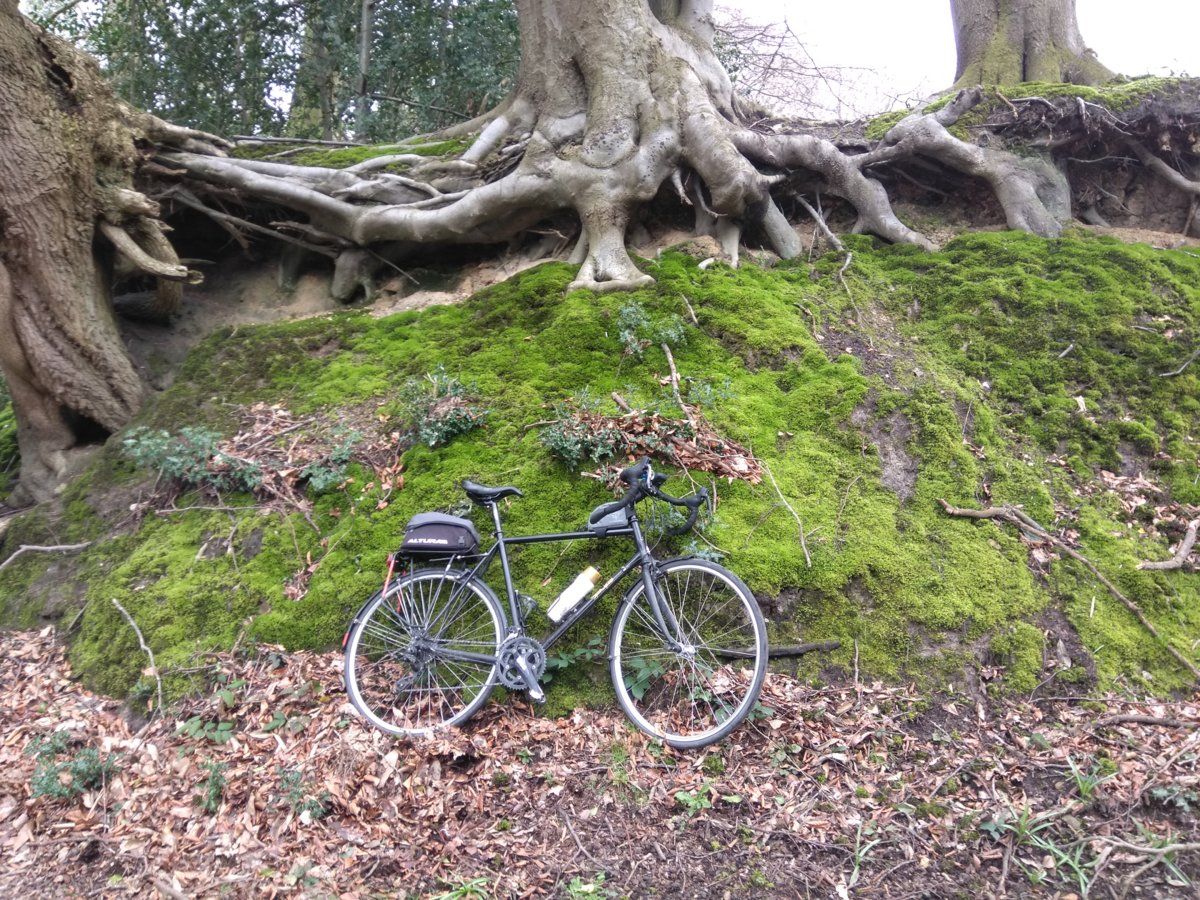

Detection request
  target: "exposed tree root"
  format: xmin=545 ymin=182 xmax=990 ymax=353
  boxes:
xmin=938 ymin=499 xmax=1200 ymax=681
xmin=1138 ymin=519 xmax=1198 ymax=572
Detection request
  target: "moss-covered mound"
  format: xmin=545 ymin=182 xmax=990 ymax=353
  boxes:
xmin=2 ymin=231 xmax=1198 ymax=708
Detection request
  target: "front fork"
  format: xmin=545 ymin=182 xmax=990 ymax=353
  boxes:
xmin=630 ymin=516 xmax=685 ymax=649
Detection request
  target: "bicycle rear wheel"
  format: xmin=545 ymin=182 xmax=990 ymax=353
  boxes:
xmin=344 ymin=567 xmax=504 ymax=737
xmin=610 ymin=558 xmax=767 ymax=749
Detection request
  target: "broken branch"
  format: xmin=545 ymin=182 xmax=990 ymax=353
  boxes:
xmin=938 ymin=499 xmax=1200 ymax=680
xmin=1138 ymin=519 xmax=1198 ymax=571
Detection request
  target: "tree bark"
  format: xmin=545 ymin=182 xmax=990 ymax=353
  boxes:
xmin=0 ymin=0 xmax=222 ymax=502
xmin=950 ymin=0 xmax=1114 ymax=86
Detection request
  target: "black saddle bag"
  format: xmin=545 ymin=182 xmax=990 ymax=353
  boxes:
xmin=398 ymin=512 xmax=480 ymax=558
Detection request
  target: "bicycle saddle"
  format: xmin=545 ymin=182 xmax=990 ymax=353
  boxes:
xmin=462 ymin=479 xmax=524 ymax=505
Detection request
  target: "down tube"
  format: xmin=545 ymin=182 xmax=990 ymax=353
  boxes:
xmin=541 ymin=554 xmax=643 ymax=651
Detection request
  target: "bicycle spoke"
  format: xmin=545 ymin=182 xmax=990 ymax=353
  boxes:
xmin=615 ymin=562 xmax=764 ymax=747
xmin=348 ymin=571 xmax=501 ymax=735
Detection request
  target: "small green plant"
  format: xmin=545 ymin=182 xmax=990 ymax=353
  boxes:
xmin=539 ymin=399 xmax=623 ymax=469
xmin=1150 ymin=783 xmax=1200 ymax=816
xmin=198 ymin=761 xmax=227 ymax=814
xmin=981 ymin=805 xmax=1099 ymax=893
xmin=674 ymin=784 xmax=714 ymax=819
xmin=179 ymin=716 xmax=236 ymax=744
xmin=566 ymin=873 xmax=613 ymax=897
xmin=701 ymin=753 xmax=726 ymax=776
xmin=1064 ymin=756 xmax=1115 ymax=801
xmin=398 ymin=365 xmax=487 ymax=447
xmin=275 ymin=767 xmax=330 ymax=819
xmin=623 ymin=654 xmax=667 ymax=701
xmin=617 ymin=300 xmax=686 ymax=357
xmin=299 ymin=427 xmax=361 ymax=493
xmin=122 ymin=426 xmax=264 ymax=492
xmin=27 ymin=733 xmax=118 ymax=800
xmin=543 ymin=635 xmax=606 ymax=684
xmin=848 ymin=823 xmax=882 ymax=889
xmin=431 ymin=878 xmax=491 ymax=900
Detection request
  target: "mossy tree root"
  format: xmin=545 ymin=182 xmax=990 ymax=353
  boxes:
xmin=938 ymin=499 xmax=1200 ymax=681
xmin=853 ymin=87 xmax=1070 ymax=237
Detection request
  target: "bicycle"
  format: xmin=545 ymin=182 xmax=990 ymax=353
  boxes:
xmin=342 ymin=458 xmax=769 ymax=749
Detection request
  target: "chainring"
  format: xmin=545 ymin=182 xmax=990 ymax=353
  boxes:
xmin=496 ymin=635 xmax=547 ymax=690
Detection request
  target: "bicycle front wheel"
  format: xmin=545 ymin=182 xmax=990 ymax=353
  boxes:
xmin=610 ymin=558 xmax=767 ymax=749
xmin=344 ymin=567 xmax=504 ymax=737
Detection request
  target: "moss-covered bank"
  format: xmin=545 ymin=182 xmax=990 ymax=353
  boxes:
xmin=2 ymin=231 xmax=1198 ymax=709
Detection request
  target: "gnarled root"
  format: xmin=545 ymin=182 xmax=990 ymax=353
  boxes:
xmin=857 ymin=87 xmax=1070 ymax=237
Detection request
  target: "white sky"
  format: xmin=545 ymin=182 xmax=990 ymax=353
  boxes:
xmin=720 ymin=0 xmax=1200 ymax=117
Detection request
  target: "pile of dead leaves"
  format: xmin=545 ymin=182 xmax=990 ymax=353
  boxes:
xmin=551 ymin=400 xmax=761 ymax=487
xmin=1 ymin=628 xmax=1197 ymax=897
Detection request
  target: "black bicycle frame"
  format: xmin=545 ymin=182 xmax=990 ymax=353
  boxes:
xmin=409 ymin=501 xmax=682 ymax=668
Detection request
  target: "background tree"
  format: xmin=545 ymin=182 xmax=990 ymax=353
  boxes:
xmin=950 ymin=0 xmax=1114 ymax=86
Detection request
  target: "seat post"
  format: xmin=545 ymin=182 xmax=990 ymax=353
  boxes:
xmin=488 ymin=501 xmax=520 ymax=624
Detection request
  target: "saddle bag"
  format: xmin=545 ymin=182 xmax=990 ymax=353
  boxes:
xmin=398 ymin=512 xmax=480 ymax=558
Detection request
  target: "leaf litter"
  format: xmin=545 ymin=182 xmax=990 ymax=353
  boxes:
xmin=0 ymin=628 xmax=1197 ymax=897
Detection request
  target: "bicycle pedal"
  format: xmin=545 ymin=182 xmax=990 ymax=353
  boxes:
xmin=526 ymin=685 xmax=546 ymax=704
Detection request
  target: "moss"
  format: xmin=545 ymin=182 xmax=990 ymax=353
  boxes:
xmin=865 ymin=110 xmax=907 ymax=142
xmin=990 ymin=623 xmax=1046 ymax=692
xmin=0 ymin=389 xmax=16 ymax=498
xmin=230 ymin=138 xmax=472 ymax=169
xmin=4 ymin=232 xmax=1199 ymax=702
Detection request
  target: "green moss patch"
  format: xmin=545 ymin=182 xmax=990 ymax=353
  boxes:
xmin=3 ymin=232 xmax=1198 ymax=702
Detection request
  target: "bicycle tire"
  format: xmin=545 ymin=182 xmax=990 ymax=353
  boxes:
xmin=609 ymin=558 xmax=768 ymax=749
xmin=344 ymin=567 xmax=505 ymax=737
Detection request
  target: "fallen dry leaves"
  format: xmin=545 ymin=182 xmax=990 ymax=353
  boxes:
xmin=0 ymin=628 xmax=1197 ymax=897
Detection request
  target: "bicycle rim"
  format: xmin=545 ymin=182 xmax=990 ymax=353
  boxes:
xmin=611 ymin=560 xmax=766 ymax=749
xmin=345 ymin=569 xmax=502 ymax=736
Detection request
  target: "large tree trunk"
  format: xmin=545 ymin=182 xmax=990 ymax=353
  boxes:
xmin=173 ymin=0 xmax=1078 ymax=294
xmin=0 ymin=0 xmax=219 ymax=503
xmin=951 ymin=0 xmax=1114 ymax=86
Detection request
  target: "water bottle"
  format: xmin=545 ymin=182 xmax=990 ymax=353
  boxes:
xmin=547 ymin=567 xmax=600 ymax=622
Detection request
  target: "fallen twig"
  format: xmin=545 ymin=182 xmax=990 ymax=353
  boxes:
xmin=0 ymin=541 xmax=91 ymax=573
xmin=660 ymin=342 xmax=697 ymax=429
xmin=938 ymin=499 xmax=1200 ymax=680
xmin=1095 ymin=714 xmax=1187 ymax=729
xmin=1158 ymin=347 xmax=1199 ymax=378
xmin=110 ymin=598 xmax=164 ymax=716
xmin=1138 ymin=519 xmax=1198 ymax=571
xmin=763 ymin=461 xmax=811 ymax=567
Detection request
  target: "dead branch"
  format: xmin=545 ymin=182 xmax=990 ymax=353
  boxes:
xmin=0 ymin=541 xmax=91 ymax=573
xmin=938 ymin=499 xmax=1200 ymax=680
xmin=764 ymin=460 xmax=811 ymax=568
xmin=1159 ymin=347 xmax=1199 ymax=378
xmin=1095 ymin=714 xmax=1188 ymax=729
xmin=1138 ymin=519 xmax=1198 ymax=570
xmin=660 ymin=343 xmax=697 ymax=430
xmin=110 ymin=597 xmax=164 ymax=715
